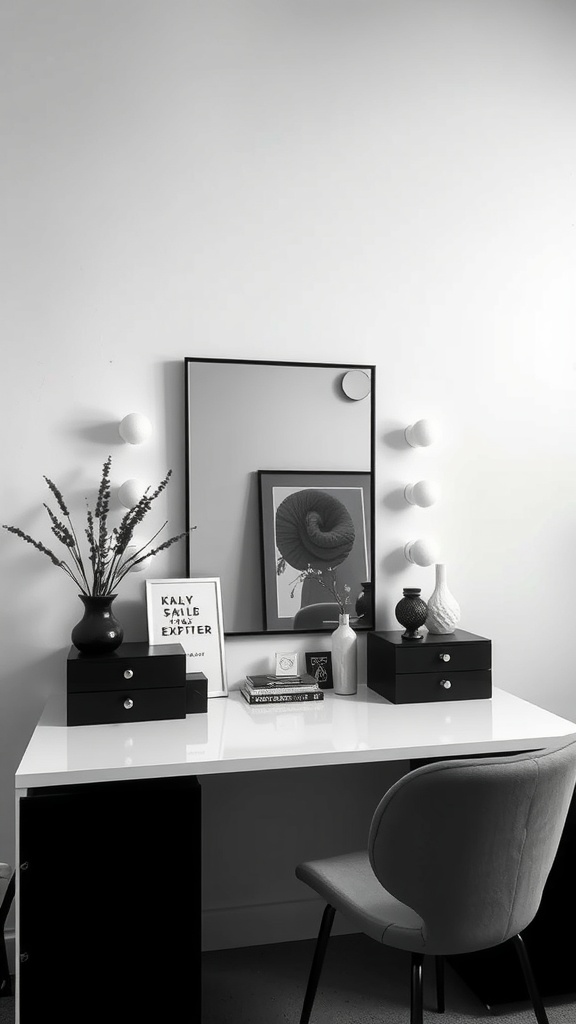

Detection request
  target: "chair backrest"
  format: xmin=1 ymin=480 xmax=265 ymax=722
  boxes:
xmin=293 ymin=602 xmax=341 ymax=629
xmin=368 ymin=736 xmax=576 ymax=955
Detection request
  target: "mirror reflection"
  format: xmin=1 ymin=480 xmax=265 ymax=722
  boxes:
xmin=185 ymin=359 xmax=374 ymax=636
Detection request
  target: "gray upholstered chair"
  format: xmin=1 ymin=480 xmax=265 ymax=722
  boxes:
xmin=0 ymin=862 xmax=15 ymax=997
xmin=293 ymin=602 xmax=341 ymax=630
xmin=296 ymin=737 xmax=576 ymax=1024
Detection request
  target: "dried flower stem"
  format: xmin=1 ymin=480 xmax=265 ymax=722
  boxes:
xmin=284 ymin=564 xmax=352 ymax=614
xmin=3 ymin=457 xmax=193 ymax=597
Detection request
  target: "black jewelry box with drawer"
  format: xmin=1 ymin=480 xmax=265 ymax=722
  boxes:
xmin=67 ymin=642 xmax=186 ymax=726
xmin=367 ymin=628 xmax=492 ymax=704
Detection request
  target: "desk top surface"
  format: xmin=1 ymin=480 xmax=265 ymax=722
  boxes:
xmin=15 ymin=685 xmax=576 ymax=789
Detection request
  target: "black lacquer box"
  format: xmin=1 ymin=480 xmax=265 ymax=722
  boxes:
xmin=367 ymin=628 xmax=492 ymax=704
xmin=67 ymin=642 xmax=186 ymax=726
xmin=186 ymin=672 xmax=208 ymax=715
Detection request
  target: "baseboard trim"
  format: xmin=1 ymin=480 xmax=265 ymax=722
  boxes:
xmin=202 ymin=897 xmax=357 ymax=952
xmin=5 ymin=909 xmax=352 ymax=966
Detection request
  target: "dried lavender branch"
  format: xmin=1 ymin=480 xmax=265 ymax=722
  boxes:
xmin=43 ymin=476 xmax=70 ymax=517
xmin=288 ymin=566 xmax=351 ymax=614
xmin=43 ymin=503 xmax=91 ymax=593
xmin=2 ymin=525 xmax=64 ymax=567
xmin=3 ymin=458 xmax=188 ymax=597
xmin=112 ymin=532 xmax=188 ymax=589
xmin=103 ymin=521 xmax=169 ymax=592
xmin=93 ymin=457 xmax=112 ymax=596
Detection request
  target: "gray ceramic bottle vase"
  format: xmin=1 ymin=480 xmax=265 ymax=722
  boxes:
xmin=331 ymin=612 xmax=358 ymax=694
xmin=395 ymin=588 xmax=428 ymax=641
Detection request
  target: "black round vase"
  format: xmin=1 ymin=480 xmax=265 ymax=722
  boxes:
xmin=71 ymin=594 xmax=124 ymax=655
xmin=355 ymin=581 xmax=373 ymax=624
xmin=395 ymin=588 xmax=428 ymax=641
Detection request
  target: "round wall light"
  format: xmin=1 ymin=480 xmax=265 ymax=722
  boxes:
xmin=404 ymin=418 xmax=437 ymax=448
xmin=404 ymin=479 xmax=440 ymax=507
xmin=119 ymin=413 xmax=152 ymax=445
xmin=118 ymin=479 xmax=147 ymax=509
xmin=124 ymin=544 xmax=152 ymax=573
xmin=404 ymin=538 xmax=439 ymax=566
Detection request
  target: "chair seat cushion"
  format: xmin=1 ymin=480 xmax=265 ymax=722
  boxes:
xmin=296 ymin=851 xmax=426 ymax=951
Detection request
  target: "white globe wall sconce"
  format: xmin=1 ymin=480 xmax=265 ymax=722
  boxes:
xmin=118 ymin=478 xmax=148 ymax=510
xmin=118 ymin=479 xmax=147 ymax=509
xmin=405 ymin=418 xmax=437 ymax=448
xmin=124 ymin=543 xmax=152 ymax=573
xmin=404 ymin=538 xmax=440 ymax=567
xmin=119 ymin=413 xmax=152 ymax=445
xmin=404 ymin=480 xmax=440 ymax=508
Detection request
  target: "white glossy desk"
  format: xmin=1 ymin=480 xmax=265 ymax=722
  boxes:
xmin=15 ymin=685 xmax=576 ymax=788
xmin=15 ymin=685 xmax=576 ymax=1024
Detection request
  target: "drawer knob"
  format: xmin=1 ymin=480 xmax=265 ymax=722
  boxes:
xmin=124 ymin=698 xmax=134 ymax=710
xmin=440 ymin=679 xmax=452 ymax=689
xmin=124 ymin=669 xmax=134 ymax=680
xmin=439 ymin=653 xmax=451 ymax=662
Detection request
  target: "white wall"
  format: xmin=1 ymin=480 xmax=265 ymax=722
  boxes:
xmin=2 ymin=0 xmax=576 ymax=952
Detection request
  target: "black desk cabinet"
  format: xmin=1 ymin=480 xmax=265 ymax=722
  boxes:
xmin=67 ymin=642 xmax=186 ymax=726
xmin=19 ymin=775 xmax=201 ymax=1023
xmin=367 ymin=628 xmax=492 ymax=704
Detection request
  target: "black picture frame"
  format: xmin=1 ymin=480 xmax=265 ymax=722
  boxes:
xmin=258 ymin=470 xmax=372 ymax=633
xmin=305 ymin=651 xmax=333 ymax=689
xmin=184 ymin=357 xmax=375 ymax=637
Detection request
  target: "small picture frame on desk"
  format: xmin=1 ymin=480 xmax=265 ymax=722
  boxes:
xmin=305 ymin=651 xmax=333 ymax=689
xmin=146 ymin=577 xmax=228 ymax=697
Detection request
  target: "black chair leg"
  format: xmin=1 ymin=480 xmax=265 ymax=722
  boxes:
xmin=511 ymin=933 xmax=549 ymax=1024
xmin=299 ymin=904 xmax=336 ymax=1024
xmin=0 ymin=873 xmax=15 ymax=998
xmin=435 ymin=955 xmax=445 ymax=1013
xmin=411 ymin=952 xmax=424 ymax=1024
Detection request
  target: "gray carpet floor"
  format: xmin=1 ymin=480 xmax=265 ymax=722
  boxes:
xmin=1 ymin=933 xmax=575 ymax=1022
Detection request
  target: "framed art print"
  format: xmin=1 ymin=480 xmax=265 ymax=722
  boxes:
xmin=146 ymin=577 xmax=228 ymax=697
xmin=258 ymin=470 xmax=371 ymax=632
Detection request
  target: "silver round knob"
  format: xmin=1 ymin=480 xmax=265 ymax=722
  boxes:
xmin=440 ymin=679 xmax=452 ymax=689
xmin=124 ymin=698 xmax=134 ymax=710
xmin=124 ymin=669 xmax=134 ymax=680
xmin=439 ymin=653 xmax=451 ymax=662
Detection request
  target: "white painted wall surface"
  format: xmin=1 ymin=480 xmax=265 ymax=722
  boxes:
xmin=2 ymin=0 xmax=576 ymax=952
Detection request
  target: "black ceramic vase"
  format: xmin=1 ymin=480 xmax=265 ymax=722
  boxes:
xmin=71 ymin=594 xmax=124 ymax=655
xmin=395 ymin=588 xmax=428 ymax=641
xmin=355 ymin=581 xmax=373 ymax=624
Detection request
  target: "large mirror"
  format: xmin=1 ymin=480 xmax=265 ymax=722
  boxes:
xmin=185 ymin=358 xmax=375 ymax=636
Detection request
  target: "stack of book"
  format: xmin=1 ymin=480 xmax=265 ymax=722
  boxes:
xmin=240 ymin=673 xmax=324 ymax=705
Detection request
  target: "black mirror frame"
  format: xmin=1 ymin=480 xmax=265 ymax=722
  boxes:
xmin=184 ymin=357 xmax=376 ymax=637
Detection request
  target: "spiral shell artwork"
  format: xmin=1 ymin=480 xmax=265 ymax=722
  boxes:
xmin=275 ymin=489 xmax=355 ymax=570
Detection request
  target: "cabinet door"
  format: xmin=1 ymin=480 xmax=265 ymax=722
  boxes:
xmin=19 ymin=775 xmax=201 ymax=1023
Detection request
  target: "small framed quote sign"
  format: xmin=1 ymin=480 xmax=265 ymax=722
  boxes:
xmin=305 ymin=651 xmax=333 ymax=689
xmin=146 ymin=577 xmax=228 ymax=697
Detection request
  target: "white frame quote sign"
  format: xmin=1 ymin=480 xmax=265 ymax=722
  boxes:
xmin=146 ymin=577 xmax=228 ymax=698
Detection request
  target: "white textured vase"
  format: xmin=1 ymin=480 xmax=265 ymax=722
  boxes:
xmin=425 ymin=563 xmax=461 ymax=634
xmin=331 ymin=613 xmax=358 ymax=695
